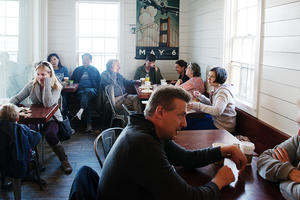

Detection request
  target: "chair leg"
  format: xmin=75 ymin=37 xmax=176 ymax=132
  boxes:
xmin=32 ymin=157 xmax=46 ymax=190
xmin=12 ymin=178 xmax=21 ymax=200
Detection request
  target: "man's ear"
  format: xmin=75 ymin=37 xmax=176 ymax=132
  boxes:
xmin=155 ymin=105 xmax=164 ymax=120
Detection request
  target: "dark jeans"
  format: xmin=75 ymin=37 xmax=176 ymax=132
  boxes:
xmin=184 ymin=114 xmax=217 ymax=130
xmin=69 ymin=166 xmax=99 ymax=200
xmin=29 ymin=121 xmax=59 ymax=146
xmin=77 ymin=88 xmax=97 ymax=124
xmin=61 ymin=92 xmax=69 ymax=116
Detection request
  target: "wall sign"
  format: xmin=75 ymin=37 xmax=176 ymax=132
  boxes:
xmin=136 ymin=0 xmax=180 ymax=60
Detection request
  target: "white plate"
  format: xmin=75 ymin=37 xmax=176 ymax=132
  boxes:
xmin=139 ymin=85 xmax=152 ymax=89
xmin=141 ymin=89 xmax=153 ymax=93
xmin=141 ymin=100 xmax=148 ymax=104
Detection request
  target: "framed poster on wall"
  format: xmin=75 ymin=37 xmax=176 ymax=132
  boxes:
xmin=136 ymin=0 xmax=179 ymax=60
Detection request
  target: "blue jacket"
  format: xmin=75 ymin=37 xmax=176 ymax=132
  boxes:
xmin=0 ymin=121 xmax=39 ymax=178
xmin=101 ymin=70 xmax=136 ymax=97
xmin=71 ymin=65 xmax=101 ymax=91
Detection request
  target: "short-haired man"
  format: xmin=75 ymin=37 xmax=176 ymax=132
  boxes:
xmin=101 ymin=59 xmax=142 ymax=114
xmin=71 ymin=53 xmax=101 ymax=132
xmin=175 ymin=59 xmax=189 ymax=83
xmin=69 ymin=85 xmax=247 ymax=200
xmin=134 ymin=54 xmax=163 ymax=84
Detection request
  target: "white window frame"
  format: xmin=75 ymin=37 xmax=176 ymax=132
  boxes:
xmin=75 ymin=1 xmax=120 ymax=73
xmin=223 ymin=0 xmax=263 ymax=116
xmin=0 ymin=0 xmax=19 ymax=62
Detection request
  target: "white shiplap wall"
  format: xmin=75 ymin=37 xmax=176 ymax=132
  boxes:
xmin=48 ymin=0 xmax=76 ymax=74
xmin=47 ymin=0 xmax=189 ymax=80
xmin=181 ymin=0 xmax=224 ymax=81
xmin=258 ymin=0 xmax=300 ymax=136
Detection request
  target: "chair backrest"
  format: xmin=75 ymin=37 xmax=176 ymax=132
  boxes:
xmin=105 ymin=85 xmax=117 ymax=115
xmin=94 ymin=127 xmax=123 ymax=168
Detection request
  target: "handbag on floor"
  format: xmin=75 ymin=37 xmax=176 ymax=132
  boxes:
xmin=53 ymin=115 xmax=73 ymax=141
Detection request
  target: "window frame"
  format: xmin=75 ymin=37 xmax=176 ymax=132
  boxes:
xmin=223 ymin=0 xmax=263 ymax=116
xmin=75 ymin=1 xmax=120 ymax=73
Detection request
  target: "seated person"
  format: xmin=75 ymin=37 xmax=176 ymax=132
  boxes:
xmin=10 ymin=61 xmax=72 ymax=174
xmin=47 ymin=53 xmax=70 ymax=116
xmin=101 ymin=59 xmax=142 ymax=114
xmin=0 ymin=103 xmax=41 ymax=179
xmin=71 ymin=53 xmax=101 ymax=132
xmin=257 ymin=104 xmax=300 ymax=200
xmin=187 ymin=67 xmax=236 ymax=133
xmin=134 ymin=54 xmax=163 ymax=84
xmin=175 ymin=62 xmax=204 ymax=96
xmin=69 ymin=85 xmax=247 ymax=200
xmin=174 ymin=59 xmax=189 ymax=84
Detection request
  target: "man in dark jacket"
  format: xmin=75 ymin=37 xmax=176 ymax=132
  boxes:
xmin=71 ymin=53 xmax=101 ymax=132
xmin=134 ymin=54 xmax=163 ymax=84
xmin=69 ymin=86 xmax=247 ymax=200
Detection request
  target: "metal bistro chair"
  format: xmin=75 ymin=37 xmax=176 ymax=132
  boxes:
xmin=105 ymin=85 xmax=127 ymax=128
xmin=93 ymin=127 xmax=123 ymax=168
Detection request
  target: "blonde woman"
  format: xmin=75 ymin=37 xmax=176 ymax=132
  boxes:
xmin=9 ymin=61 xmax=72 ymax=174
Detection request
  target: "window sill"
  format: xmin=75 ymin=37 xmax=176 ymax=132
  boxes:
xmin=235 ymin=99 xmax=257 ymax=117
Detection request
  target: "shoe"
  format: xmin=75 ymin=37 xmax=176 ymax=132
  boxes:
xmin=75 ymin=108 xmax=84 ymax=120
xmin=71 ymin=128 xmax=76 ymax=135
xmin=85 ymin=123 xmax=93 ymax=133
xmin=1 ymin=178 xmax=12 ymax=190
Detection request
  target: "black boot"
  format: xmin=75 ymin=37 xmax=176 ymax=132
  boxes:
xmin=51 ymin=143 xmax=73 ymax=174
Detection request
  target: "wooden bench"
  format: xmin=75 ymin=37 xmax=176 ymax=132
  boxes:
xmin=235 ymin=107 xmax=290 ymax=154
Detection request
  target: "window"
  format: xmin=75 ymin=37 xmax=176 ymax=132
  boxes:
xmin=224 ymin=0 xmax=262 ymax=115
xmin=0 ymin=0 xmax=19 ymax=62
xmin=76 ymin=2 xmax=120 ymax=73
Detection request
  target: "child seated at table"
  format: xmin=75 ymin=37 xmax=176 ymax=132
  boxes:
xmin=0 ymin=103 xmax=41 ymax=181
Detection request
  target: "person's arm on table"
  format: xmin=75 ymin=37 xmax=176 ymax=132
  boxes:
xmin=257 ymin=135 xmax=300 ymax=182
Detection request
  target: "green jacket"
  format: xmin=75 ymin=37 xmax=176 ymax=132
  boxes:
xmin=134 ymin=65 xmax=163 ymax=84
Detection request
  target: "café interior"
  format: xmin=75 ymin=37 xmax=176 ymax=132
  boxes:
xmin=0 ymin=0 xmax=300 ymax=199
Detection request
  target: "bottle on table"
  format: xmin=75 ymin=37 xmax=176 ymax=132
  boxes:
xmin=145 ymin=73 xmax=150 ymax=82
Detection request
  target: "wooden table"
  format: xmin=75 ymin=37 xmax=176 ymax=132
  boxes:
xmin=18 ymin=104 xmax=59 ymax=163
xmin=18 ymin=104 xmax=58 ymax=124
xmin=174 ymin=130 xmax=284 ymax=200
xmin=62 ymin=83 xmax=79 ymax=93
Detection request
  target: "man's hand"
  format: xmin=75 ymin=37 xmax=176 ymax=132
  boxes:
xmin=221 ymin=145 xmax=247 ymax=172
xmin=151 ymin=64 xmax=158 ymax=71
xmin=212 ymin=166 xmax=235 ymax=190
xmin=272 ymin=147 xmax=290 ymax=163
xmin=288 ymin=169 xmax=300 ymax=183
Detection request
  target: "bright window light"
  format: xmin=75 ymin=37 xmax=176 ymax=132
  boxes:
xmin=76 ymin=2 xmax=120 ymax=72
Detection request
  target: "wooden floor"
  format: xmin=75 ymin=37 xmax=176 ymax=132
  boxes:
xmin=0 ymin=122 xmax=104 ymax=200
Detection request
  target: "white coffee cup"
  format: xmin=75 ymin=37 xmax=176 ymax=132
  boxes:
xmin=240 ymin=141 xmax=255 ymax=165
xmin=160 ymin=79 xmax=167 ymax=85
xmin=140 ymin=78 xmax=145 ymax=85
xmin=145 ymin=81 xmax=151 ymax=86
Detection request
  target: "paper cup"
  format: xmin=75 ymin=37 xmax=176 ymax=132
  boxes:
xmin=240 ymin=141 xmax=255 ymax=165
